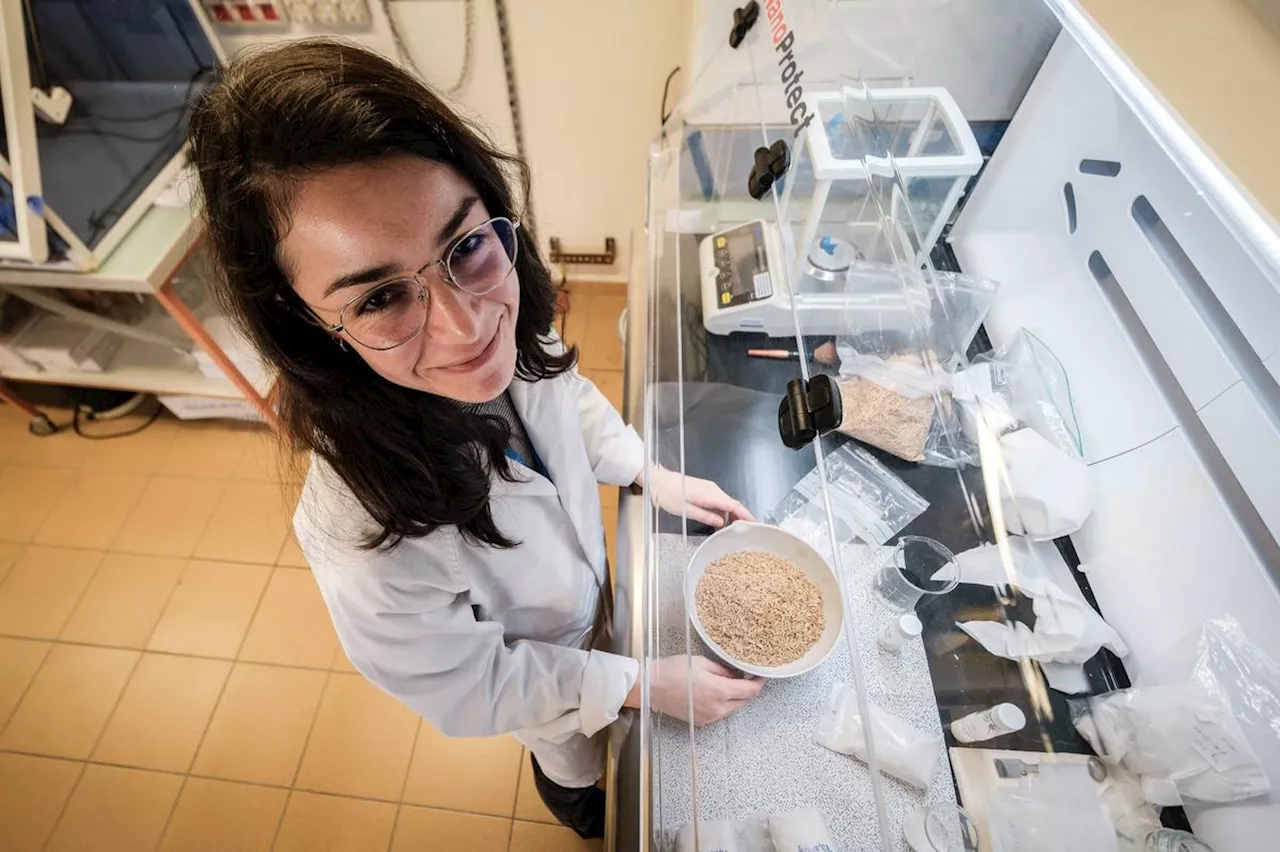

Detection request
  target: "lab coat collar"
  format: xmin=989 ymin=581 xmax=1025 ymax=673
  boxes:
xmin=504 ymin=377 xmax=601 ymax=567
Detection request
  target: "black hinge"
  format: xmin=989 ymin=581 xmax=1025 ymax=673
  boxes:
xmin=729 ymin=1 xmax=760 ymax=49
xmin=748 ymin=140 xmax=790 ymax=200
xmin=778 ymin=375 xmax=843 ymax=450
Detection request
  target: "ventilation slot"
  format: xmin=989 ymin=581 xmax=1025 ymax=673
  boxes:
xmin=1079 ymin=159 xmax=1121 ymax=177
xmin=1087 ymin=250 xmax=1280 ymax=582
xmin=1131 ymin=195 xmax=1280 ymax=431
xmin=1063 ymin=182 xmax=1077 ymax=234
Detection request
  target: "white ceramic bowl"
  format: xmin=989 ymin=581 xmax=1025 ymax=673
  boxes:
xmin=685 ymin=521 xmax=844 ymax=678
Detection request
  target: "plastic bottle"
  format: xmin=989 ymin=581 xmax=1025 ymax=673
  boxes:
xmin=950 ymin=703 xmax=1026 ymax=743
xmin=877 ymin=612 xmax=923 ymax=652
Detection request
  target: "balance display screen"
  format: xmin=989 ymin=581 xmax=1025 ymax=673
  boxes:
xmin=713 ymin=222 xmax=773 ymax=307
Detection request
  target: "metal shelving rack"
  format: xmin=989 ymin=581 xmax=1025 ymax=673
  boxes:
xmin=0 ymin=0 xmax=280 ymax=434
xmin=0 ymin=203 xmax=281 ymax=434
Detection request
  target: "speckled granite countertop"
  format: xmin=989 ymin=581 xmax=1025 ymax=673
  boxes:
xmin=653 ymin=534 xmax=957 ymax=851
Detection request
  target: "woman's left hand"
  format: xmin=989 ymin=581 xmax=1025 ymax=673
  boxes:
xmin=638 ymin=466 xmax=755 ymax=529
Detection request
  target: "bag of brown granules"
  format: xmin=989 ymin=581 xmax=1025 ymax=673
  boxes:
xmin=834 ymin=349 xmax=965 ymax=465
xmin=822 ymin=263 xmax=999 ymax=466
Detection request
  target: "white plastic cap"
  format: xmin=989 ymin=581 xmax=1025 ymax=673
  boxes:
xmin=995 ymin=703 xmax=1027 ymax=732
xmin=899 ymin=613 xmax=923 ymax=638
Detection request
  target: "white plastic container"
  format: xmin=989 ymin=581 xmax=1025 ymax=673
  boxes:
xmin=15 ymin=314 xmax=122 ymax=372
xmin=878 ymin=612 xmax=923 ymax=653
xmin=950 ymin=703 xmax=1026 ymax=743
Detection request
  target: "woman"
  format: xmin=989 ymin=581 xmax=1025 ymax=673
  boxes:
xmin=186 ymin=41 xmax=762 ymax=838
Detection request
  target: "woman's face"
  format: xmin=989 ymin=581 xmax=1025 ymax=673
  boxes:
xmin=280 ymin=155 xmax=520 ymax=403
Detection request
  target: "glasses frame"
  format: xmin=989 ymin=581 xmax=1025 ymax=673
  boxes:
xmin=326 ymin=216 xmax=521 ymax=351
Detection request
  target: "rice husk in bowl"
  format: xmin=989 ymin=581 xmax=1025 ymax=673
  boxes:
xmin=685 ymin=522 xmax=844 ymax=678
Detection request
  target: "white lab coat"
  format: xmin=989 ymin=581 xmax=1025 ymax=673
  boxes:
xmin=294 ymin=366 xmax=643 ymax=788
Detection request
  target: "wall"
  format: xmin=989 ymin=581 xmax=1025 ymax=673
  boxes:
xmin=504 ymin=0 xmax=690 ymax=280
xmin=1079 ymin=0 xmax=1280 ymax=238
xmin=215 ymin=0 xmax=693 ymax=281
xmin=212 ymin=2 xmax=515 ymax=166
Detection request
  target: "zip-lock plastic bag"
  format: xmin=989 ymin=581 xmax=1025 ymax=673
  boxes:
xmin=835 ymin=347 xmax=961 ymax=465
xmin=768 ymin=443 xmax=929 ymax=552
xmin=830 ymin=262 xmax=999 ymax=467
xmin=674 ymin=817 xmax=770 ymax=852
xmin=675 ymin=819 xmax=738 ymax=852
xmin=986 ymin=763 xmax=1120 ymax=852
xmin=953 ymin=329 xmax=1083 ymax=457
xmin=1069 ymin=681 xmax=1269 ymax=805
xmin=814 ymin=682 xmax=943 ymax=790
xmin=995 ymin=427 xmax=1091 ymax=541
xmin=767 ymin=807 xmax=838 ymax=852
xmin=951 ymin=331 xmax=1089 ymax=538
xmin=1190 ymin=617 xmax=1280 ymax=809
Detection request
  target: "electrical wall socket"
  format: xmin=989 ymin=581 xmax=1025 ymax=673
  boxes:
xmin=315 ymin=2 xmax=339 ymax=25
xmin=285 ymin=0 xmax=371 ymax=27
xmin=339 ymin=0 xmax=371 ymax=24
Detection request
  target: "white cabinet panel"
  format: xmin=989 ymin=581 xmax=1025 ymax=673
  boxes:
xmin=1075 ymin=427 xmax=1280 ymax=681
xmin=1199 ymin=377 xmax=1280 ymax=545
xmin=952 ymin=36 xmax=1178 ymax=461
xmin=1114 ymin=106 xmax=1280 ymax=366
xmin=970 ymin=230 xmax=1177 ymax=464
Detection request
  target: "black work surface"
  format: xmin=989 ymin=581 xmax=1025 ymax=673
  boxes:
xmin=655 ymin=330 xmax=1131 ymax=761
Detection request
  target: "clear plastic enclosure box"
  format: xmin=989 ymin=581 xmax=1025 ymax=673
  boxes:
xmin=616 ymin=2 xmax=1280 ymax=851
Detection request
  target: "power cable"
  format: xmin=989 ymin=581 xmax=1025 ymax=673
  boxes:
xmin=21 ymin=0 xmax=50 ymax=91
xmin=76 ymin=103 xmax=187 ymax=125
xmin=75 ymin=66 xmax=212 ymax=125
xmin=71 ymin=401 xmax=163 ymax=440
xmin=68 ymin=67 xmax=213 ymax=245
xmin=381 ymin=0 xmax=474 ymax=95
xmin=659 ymin=65 xmax=682 ymax=147
xmin=56 ymin=125 xmax=183 ymax=144
xmin=661 ymin=66 xmax=681 ymax=127
xmin=492 ymin=0 xmax=533 ymax=232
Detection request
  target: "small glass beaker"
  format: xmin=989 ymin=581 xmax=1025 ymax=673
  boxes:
xmin=903 ymin=803 xmax=980 ymax=852
xmin=874 ymin=536 xmax=959 ymax=611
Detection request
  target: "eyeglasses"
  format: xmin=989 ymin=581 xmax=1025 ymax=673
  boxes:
xmin=327 ymin=216 xmax=520 ymax=351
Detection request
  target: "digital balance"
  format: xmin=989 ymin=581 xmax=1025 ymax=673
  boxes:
xmin=699 ymin=219 xmax=905 ymax=337
xmin=697 ymin=82 xmax=984 ymax=338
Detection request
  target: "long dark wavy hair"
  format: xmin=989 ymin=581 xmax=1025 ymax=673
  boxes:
xmin=186 ymin=40 xmax=575 ymax=550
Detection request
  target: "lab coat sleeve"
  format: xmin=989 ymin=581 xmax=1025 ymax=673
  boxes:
xmin=310 ymin=532 xmax=639 ymax=740
xmin=568 ymin=369 xmax=644 ymax=487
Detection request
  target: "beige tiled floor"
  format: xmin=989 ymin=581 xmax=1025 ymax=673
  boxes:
xmin=0 ymin=283 xmax=625 ymax=850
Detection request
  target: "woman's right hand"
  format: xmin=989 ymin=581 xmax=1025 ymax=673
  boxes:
xmin=624 ymin=655 xmax=764 ymax=726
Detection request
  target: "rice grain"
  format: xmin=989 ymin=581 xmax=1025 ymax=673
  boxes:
xmin=834 ymin=352 xmax=960 ymax=463
xmin=836 ymin=383 xmax=940 ymax=463
xmin=695 ymin=550 xmax=825 ymax=668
